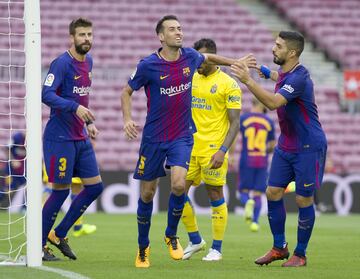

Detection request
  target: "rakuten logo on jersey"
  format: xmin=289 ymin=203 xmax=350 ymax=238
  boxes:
xmin=73 ymin=86 xmax=91 ymax=96
xmin=281 ymin=84 xmax=294 ymax=93
xmin=160 ymin=82 xmax=191 ymax=96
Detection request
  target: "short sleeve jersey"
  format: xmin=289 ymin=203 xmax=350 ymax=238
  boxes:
xmin=275 ymin=65 xmax=327 ymax=152
xmin=240 ymin=112 xmax=275 ymax=168
xmin=128 ymin=47 xmax=205 ymax=142
xmin=191 ymin=68 xmax=242 ymax=157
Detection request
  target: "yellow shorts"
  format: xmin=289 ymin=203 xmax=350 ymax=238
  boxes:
xmin=186 ymin=155 xmax=228 ymax=186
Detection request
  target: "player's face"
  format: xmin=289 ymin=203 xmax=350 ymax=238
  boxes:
xmin=196 ymin=47 xmax=213 ymax=76
xmin=159 ymin=20 xmax=183 ymax=48
xmin=72 ymin=26 xmax=93 ymax=55
xmin=272 ymin=37 xmax=288 ymax=65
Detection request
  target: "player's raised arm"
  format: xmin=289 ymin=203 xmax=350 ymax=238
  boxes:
xmin=231 ymin=62 xmax=287 ymax=111
xmin=203 ymin=53 xmax=257 ymax=68
xmin=121 ymin=84 xmax=138 ymax=140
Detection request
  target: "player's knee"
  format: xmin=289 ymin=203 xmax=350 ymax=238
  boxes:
xmin=206 ymin=186 xmax=223 ymax=201
xmin=295 ymin=195 xmax=313 ymax=207
xmin=266 ymin=186 xmax=284 ymax=200
xmin=141 ymin=188 xmax=155 ymax=202
xmin=171 ymin=183 xmax=185 ymax=195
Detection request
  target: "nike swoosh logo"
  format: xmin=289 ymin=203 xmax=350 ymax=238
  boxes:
xmin=304 ymin=183 xmax=314 ymax=187
xmin=160 ymin=74 xmax=169 ymax=80
xmin=74 ymin=75 xmax=81 ymax=80
xmin=186 ymin=161 xmax=189 ymax=165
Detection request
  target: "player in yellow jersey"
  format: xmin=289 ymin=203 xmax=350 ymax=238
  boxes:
xmin=181 ymin=38 xmax=242 ymax=261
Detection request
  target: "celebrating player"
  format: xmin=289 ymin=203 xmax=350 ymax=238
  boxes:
xmin=121 ymin=15 xmax=256 ymax=268
xmin=41 ymin=18 xmax=103 ymax=261
xmin=231 ymin=31 xmax=327 ymax=267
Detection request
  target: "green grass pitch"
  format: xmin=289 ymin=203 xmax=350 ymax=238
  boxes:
xmin=1 ymin=213 xmax=360 ymax=279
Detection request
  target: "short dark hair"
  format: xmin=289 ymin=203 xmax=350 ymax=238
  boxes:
xmin=193 ymin=38 xmax=217 ymax=54
xmin=155 ymin=15 xmax=179 ymax=34
xmin=69 ymin=17 xmax=92 ymax=35
xmin=278 ymin=31 xmax=304 ymax=57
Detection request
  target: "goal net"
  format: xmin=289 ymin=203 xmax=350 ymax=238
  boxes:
xmin=0 ymin=0 xmax=42 ymax=266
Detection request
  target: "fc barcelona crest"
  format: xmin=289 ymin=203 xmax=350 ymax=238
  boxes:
xmin=210 ymin=84 xmax=218 ymax=94
xmin=183 ymin=67 xmax=190 ymax=77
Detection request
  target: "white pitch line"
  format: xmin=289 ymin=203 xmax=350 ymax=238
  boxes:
xmin=36 ymin=266 xmax=91 ymax=279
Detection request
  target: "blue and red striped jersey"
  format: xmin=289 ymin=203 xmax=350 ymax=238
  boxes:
xmin=42 ymin=51 xmax=92 ymax=141
xmin=275 ymin=65 xmax=327 ymax=152
xmin=128 ymin=47 xmax=205 ymax=142
xmin=240 ymin=112 xmax=275 ymax=168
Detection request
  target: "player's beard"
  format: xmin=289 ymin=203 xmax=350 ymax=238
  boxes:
xmin=75 ymin=42 xmax=92 ymax=55
xmin=273 ymin=53 xmax=285 ymax=65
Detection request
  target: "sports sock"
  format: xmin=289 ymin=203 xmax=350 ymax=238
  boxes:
xmin=211 ymin=198 xmax=228 ymax=253
xmin=71 ymin=193 xmax=83 ymax=231
xmin=239 ymin=191 xmax=249 ymax=206
xmin=165 ymin=192 xmax=185 ymax=237
xmin=137 ymin=198 xmax=153 ymax=249
xmin=42 ymin=188 xmax=69 ymax=246
xmin=253 ymin=196 xmax=262 ymax=223
xmin=295 ymin=204 xmax=315 ymax=257
xmin=55 ymin=182 xmax=103 ymax=238
xmin=267 ymin=199 xmax=286 ymax=249
xmin=182 ymin=196 xmax=201 ymax=244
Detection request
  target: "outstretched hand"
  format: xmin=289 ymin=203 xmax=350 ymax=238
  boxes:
xmin=231 ymin=61 xmax=251 ymax=84
xmin=239 ymin=53 xmax=257 ymax=69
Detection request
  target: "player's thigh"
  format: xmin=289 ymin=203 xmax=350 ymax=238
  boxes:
xmin=43 ymin=140 xmax=76 ymax=184
xmin=268 ymin=147 xmax=294 ymax=188
xmin=200 ymin=156 xmax=228 ymax=187
xmin=186 ymin=156 xmax=202 ymax=186
xmin=253 ymin=168 xmax=268 ymax=193
xmin=166 ymin=135 xmax=194 ymax=170
xmin=134 ymin=140 xmax=167 ymax=181
xmin=74 ymin=139 xmax=101 ymax=183
xmin=293 ymin=147 xmax=327 ymax=197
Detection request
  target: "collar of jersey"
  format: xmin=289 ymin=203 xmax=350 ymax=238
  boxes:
xmin=156 ymin=47 xmax=183 ymax=62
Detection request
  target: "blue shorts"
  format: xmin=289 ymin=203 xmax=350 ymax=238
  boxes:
xmin=133 ymin=135 xmax=194 ymax=181
xmin=268 ymin=146 xmax=327 ymax=197
xmin=238 ymin=166 xmax=268 ymax=193
xmin=43 ymin=139 xmax=99 ymax=184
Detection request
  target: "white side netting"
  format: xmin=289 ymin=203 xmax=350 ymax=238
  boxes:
xmin=0 ymin=0 xmax=27 ymax=264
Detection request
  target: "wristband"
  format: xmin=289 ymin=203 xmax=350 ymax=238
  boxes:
xmin=260 ymin=65 xmax=271 ymax=79
xmin=86 ymin=120 xmax=93 ymax=126
xmin=219 ymin=145 xmax=228 ymax=153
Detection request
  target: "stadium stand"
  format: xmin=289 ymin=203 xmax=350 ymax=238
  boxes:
xmin=0 ymin=0 xmax=359 ymax=174
xmin=266 ymin=0 xmax=360 ymax=69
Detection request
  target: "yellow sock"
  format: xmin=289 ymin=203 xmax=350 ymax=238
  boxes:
xmin=74 ymin=215 xmax=83 ymax=227
xmin=181 ymin=200 xmax=199 ymax=233
xmin=211 ymin=202 xmax=228 ymax=241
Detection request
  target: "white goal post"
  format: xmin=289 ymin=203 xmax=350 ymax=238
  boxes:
xmin=25 ymin=0 xmax=42 ymax=267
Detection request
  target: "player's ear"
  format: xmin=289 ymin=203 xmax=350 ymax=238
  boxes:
xmin=69 ymin=34 xmax=75 ymax=45
xmin=158 ymin=32 xmax=165 ymax=42
xmin=289 ymin=49 xmax=297 ymax=59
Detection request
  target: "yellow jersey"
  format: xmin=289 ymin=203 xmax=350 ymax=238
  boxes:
xmin=191 ymin=68 xmax=242 ymax=157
